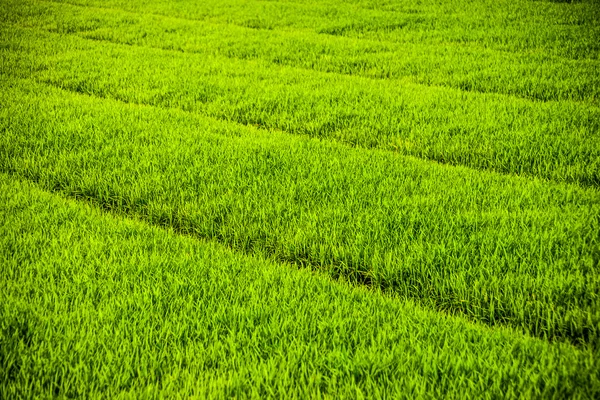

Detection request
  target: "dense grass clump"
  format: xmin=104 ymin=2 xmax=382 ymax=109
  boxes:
xmin=1 ymin=22 xmax=599 ymax=186
xmin=1 ymin=0 xmax=599 ymax=396
xmin=1 ymin=175 xmax=599 ymax=398
xmin=1 ymin=79 xmax=598 ymax=347
xmin=4 ymin=0 xmax=600 ymax=103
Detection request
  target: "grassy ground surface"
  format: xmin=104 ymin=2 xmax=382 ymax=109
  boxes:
xmin=1 ymin=174 xmax=598 ymax=398
xmin=1 ymin=0 xmax=599 ymax=397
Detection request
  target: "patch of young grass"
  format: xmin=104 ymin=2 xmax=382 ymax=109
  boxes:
xmin=1 ymin=174 xmax=598 ymax=398
xmin=4 ymin=0 xmax=599 ymax=103
xmin=32 ymin=0 xmax=600 ymax=59
xmin=2 ymin=0 xmax=599 ymax=395
xmin=1 ymin=25 xmax=598 ymax=186
xmin=1 ymin=79 xmax=598 ymax=347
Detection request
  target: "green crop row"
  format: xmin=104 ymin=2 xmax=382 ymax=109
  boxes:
xmin=2 ymin=25 xmax=598 ymax=187
xmin=37 ymin=0 xmax=600 ymax=60
xmin=1 ymin=174 xmax=598 ymax=398
xmin=3 ymin=0 xmax=600 ymax=396
xmin=1 ymin=79 xmax=598 ymax=346
xmin=4 ymin=0 xmax=599 ymax=103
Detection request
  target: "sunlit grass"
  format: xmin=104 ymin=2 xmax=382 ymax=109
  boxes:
xmin=1 ymin=0 xmax=599 ymax=396
xmin=1 ymin=174 xmax=598 ymax=398
xmin=1 ymin=79 xmax=598 ymax=347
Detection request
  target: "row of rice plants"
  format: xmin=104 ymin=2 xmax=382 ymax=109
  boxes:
xmin=2 ymin=25 xmax=598 ymax=186
xmin=38 ymin=0 xmax=600 ymax=59
xmin=1 ymin=79 xmax=598 ymax=346
xmin=6 ymin=0 xmax=599 ymax=103
xmin=1 ymin=174 xmax=598 ymax=398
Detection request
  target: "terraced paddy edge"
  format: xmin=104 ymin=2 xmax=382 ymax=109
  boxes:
xmin=1 ymin=79 xmax=599 ymax=347
xmin=31 ymin=0 xmax=600 ymax=60
xmin=1 ymin=174 xmax=599 ymax=398
xmin=2 ymin=26 xmax=599 ymax=188
xmin=4 ymin=0 xmax=600 ymax=103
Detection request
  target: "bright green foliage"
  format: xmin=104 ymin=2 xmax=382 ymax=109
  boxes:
xmin=14 ymin=0 xmax=600 ymax=59
xmin=2 ymin=8 xmax=600 ymax=186
xmin=4 ymin=0 xmax=600 ymax=103
xmin=1 ymin=175 xmax=598 ymax=398
xmin=1 ymin=79 xmax=598 ymax=347
xmin=1 ymin=0 xmax=599 ymax=396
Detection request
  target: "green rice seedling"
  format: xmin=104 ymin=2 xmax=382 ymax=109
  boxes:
xmin=2 ymin=0 xmax=599 ymax=395
xmin=1 ymin=25 xmax=598 ymax=186
xmin=1 ymin=174 xmax=598 ymax=398
xmin=29 ymin=0 xmax=600 ymax=59
xmin=4 ymin=0 xmax=599 ymax=103
xmin=1 ymin=79 xmax=598 ymax=347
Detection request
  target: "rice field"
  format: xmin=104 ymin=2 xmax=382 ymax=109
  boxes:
xmin=1 ymin=0 xmax=599 ymax=397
